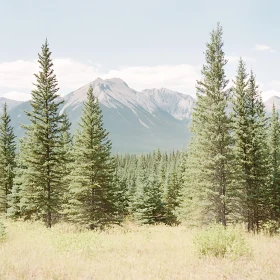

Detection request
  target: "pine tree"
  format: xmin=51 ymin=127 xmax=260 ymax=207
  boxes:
xmin=66 ymin=84 xmax=116 ymax=228
xmin=267 ymin=104 xmax=280 ymax=221
xmin=177 ymin=23 xmax=231 ymax=226
xmin=230 ymin=58 xmax=250 ymax=222
xmin=0 ymin=103 xmax=16 ymax=215
xmin=245 ymin=71 xmax=269 ymax=232
xmin=133 ymin=160 xmax=164 ymax=224
xmin=17 ymin=40 xmax=68 ymax=227
xmin=59 ymin=112 xmax=73 ymax=219
xmin=163 ymin=163 xmax=181 ymax=224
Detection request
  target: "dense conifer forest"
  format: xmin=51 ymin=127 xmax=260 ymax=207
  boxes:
xmin=1 ymin=24 xmax=280 ymax=234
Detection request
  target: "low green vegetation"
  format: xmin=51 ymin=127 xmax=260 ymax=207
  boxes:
xmin=193 ymin=224 xmax=252 ymax=258
xmin=0 ymin=219 xmax=6 ymax=241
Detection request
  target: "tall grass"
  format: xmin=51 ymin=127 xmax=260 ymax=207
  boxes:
xmin=1 ymin=221 xmax=280 ymax=279
xmin=193 ymin=224 xmax=252 ymax=258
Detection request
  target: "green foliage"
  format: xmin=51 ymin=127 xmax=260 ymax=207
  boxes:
xmin=16 ymin=40 xmax=69 ymax=227
xmin=0 ymin=220 xmax=6 ymax=241
xmin=66 ymin=84 xmax=117 ymax=228
xmin=267 ymin=104 xmax=280 ymax=222
xmin=193 ymin=224 xmax=251 ymax=258
xmin=0 ymin=103 xmax=16 ymax=215
xmin=230 ymin=61 xmax=270 ymax=232
xmin=261 ymin=220 xmax=280 ymax=236
xmin=115 ymin=149 xmax=184 ymax=224
xmin=178 ymin=23 xmax=231 ymax=226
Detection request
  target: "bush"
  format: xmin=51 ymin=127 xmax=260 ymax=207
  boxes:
xmin=193 ymin=224 xmax=251 ymax=258
xmin=0 ymin=220 xmax=6 ymax=241
xmin=261 ymin=220 xmax=280 ymax=236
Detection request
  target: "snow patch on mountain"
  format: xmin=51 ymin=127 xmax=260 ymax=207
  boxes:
xmin=141 ymin=88 xmax=195 ymax=120
xmin=139 ymin=119 xmax=149 ymax=128
xmin=61 ymin=77 xmax=195 ymax=122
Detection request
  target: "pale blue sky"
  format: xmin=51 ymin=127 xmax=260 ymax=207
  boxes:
xmin=1 ymin=0 xmax=280 ymax=100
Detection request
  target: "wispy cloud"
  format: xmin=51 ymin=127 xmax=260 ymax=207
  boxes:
xmin=1 ymin=91 xmax=31 ymax=101
xmin=225 ymin=56 xmax=255 ymax=63
xmin=254 ymin=44 xmax=276 ymax=53
xmin=262 ymin=89 xmax=280 ymax=101
xmin=0 ymin=59 xmax=200 ymax=100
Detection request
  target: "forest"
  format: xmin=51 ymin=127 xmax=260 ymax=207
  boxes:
xmin=2 ymin=22 xmax=280 ymax=279
xmin=0 ymin=24 xmax=280 ymax=235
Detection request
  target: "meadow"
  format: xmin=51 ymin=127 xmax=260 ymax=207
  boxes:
xmin=1 ymin=221 xmax=280 ymax=279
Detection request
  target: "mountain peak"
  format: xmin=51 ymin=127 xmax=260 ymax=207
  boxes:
xmin=91 ymin=77 xmax=104 ymax=84
xmin=264 ymin=95 xmax=280 ymax=112
xmin=105 ymin=77 xmax=126 ymax=83
xmin=266 ymin=95 xmax=280 ymax=103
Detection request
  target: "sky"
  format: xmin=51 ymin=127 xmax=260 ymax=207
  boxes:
xmin=1 ymin=0 xmax=280 ymax=101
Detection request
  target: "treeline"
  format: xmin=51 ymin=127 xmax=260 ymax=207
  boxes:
xmin=177 ymin=23 xmax=280 ymax=233
xmin=1 ymin=24 xmax=280 ymax=232
xmin=0 ymin=41 xmax=119 ymax=228
xmin=115 ymin=150 xmax=186 ymax=224
xmin=0 ymin=40 xmax=186 ymax=228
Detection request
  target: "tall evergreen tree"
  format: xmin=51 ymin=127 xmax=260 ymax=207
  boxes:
xmin=177 ymin=23 xmax=231 ymax=226
xmin=267 ymin=104 xmax=280 ymax=221
xmin=230 ymin=58 xmax=250 ymax=222
xmin=17 ymin=40 xmax=68 ymax=227
xmin=0 ymin=103 xmax=16 ymax=215
xmin=163 ymin=163 xmax=181 ymax=224
xmin=59 ymin=112 xmax=73 ymax=219
xmin=133 ymin=160 xmax=164 ymax=224
xmin=245 ymin=71 xmax=269 ymax=232
xmin=66 ymin=84 xmax=117 ymax=228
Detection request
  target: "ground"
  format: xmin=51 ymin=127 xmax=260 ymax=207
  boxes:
xmin=0 ymin=221 xmax=280 ymax=279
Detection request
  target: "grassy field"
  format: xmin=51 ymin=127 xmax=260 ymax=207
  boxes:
xmin=1 ymin=221 xmax=280 ymax=279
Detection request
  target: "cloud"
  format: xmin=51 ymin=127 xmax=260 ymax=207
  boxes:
xmin=0 ymin=91 xmax=31 ymax=101
xmin=1 ymin=58 xmax=278 ymax=103
xmin=225 ymin=56 xmax=255 ymax=63
xmin=105 ymin=64 xmax=200 ymax=94
xmin=261 ymin=89 xmax=280 ymax=101
xmin=253 ymin=44 xmax=276 ymax=53
xmin=0 ymin=59 xmax=200 ymax=100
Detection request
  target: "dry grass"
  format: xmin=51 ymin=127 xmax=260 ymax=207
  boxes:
xmin=0 ymin=221 xmax=280 ymax=279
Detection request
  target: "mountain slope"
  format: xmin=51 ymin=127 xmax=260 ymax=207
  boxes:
xmin=0 ymin=97 xmax=23 ymax=112
xmin=61 ymin=78 xmax=194 ymax=153
xmin=9 ymin=78 xmax=194 ymax=153
xmin=141 ymin=88 xmax=194 ymax=120
xmin=264 ymin=96 xmax=280 ymax=113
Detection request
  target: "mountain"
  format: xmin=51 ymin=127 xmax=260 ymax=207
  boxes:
xmin=8 ymin=82 xmax=280 ymax=153
xmin=0 ymin=97 xmax=23 ymax=112
xmin=141 ymin=88 xmax=194 ymax=120
xmin=8 ymin=78 xmax=195 ymax=153
xmin=264 ymin=96 xmax=280 ymax=113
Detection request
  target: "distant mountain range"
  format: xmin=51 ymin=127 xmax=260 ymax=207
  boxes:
xmin=2 ymin=79 xmax=280 ymax=153
xmin=5 ymin=78 xmax=195 ymax=153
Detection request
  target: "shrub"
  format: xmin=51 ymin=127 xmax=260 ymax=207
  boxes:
xmin=193 ymin=224 xmax=251 ymax=258
xmin=261 ymin=220 xmax=280 ymax=236
xmin=0 ymin=220 xmax=6 ymax=241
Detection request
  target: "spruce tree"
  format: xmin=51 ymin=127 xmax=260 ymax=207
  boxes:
xmin=177 ymin=23 xmax=231 ymax=226
xmin=245 ymin=71 xmax=269 ymax=232
xmin=0 ymin=103 xmax=16 ymax=215
xmin=17 ymin=40 xmax=68 ymax=227
xmin=59 ymin=112 xmax=73 ymax=219
xmin=230 ymin=58 xmax=250 ymax=222
xmin=133 ymin=160 xmax=164 ymax=224
xmin=66 ymin=84 xmax=116 ymax=228
xmin=163 ymin=163 xmax=181 ymax=224
xmin=267 ymin=104 xmax=280 ymax=221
